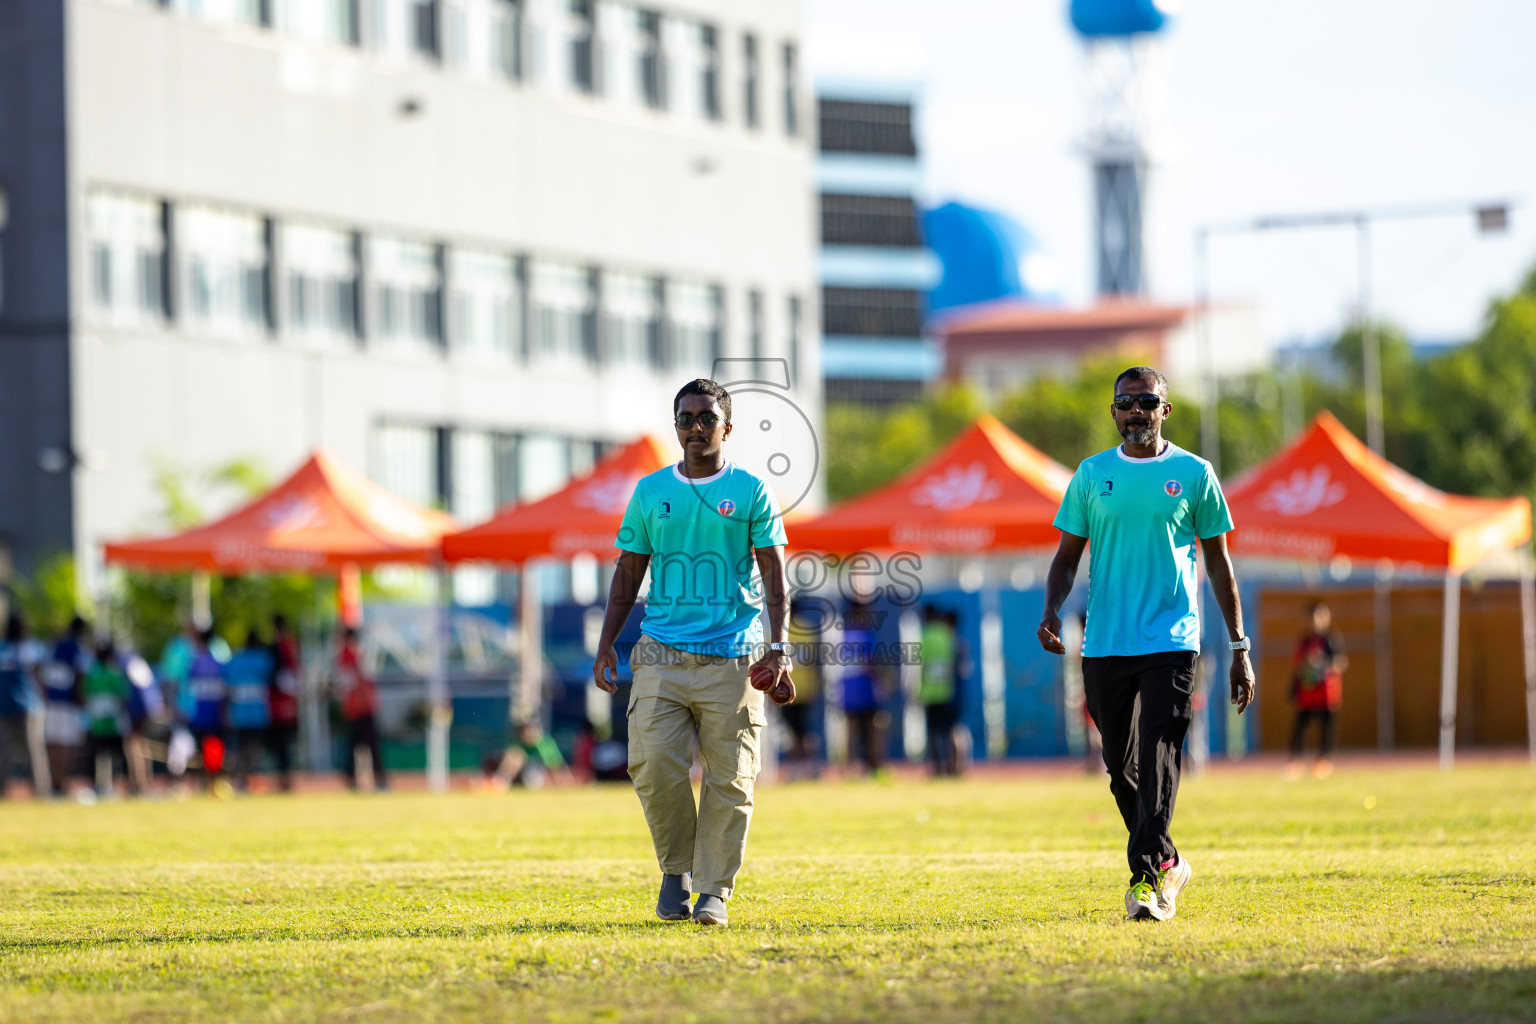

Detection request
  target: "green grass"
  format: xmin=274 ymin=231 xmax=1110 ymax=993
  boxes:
xmin=2 ymin=761 xmax=1534 ymax=1023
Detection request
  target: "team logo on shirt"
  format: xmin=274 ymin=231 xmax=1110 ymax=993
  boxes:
xmin=716 ymin=499 xmax=737 ymax=517
xmin=1164 ymin=480 xmax=1183 ymax=497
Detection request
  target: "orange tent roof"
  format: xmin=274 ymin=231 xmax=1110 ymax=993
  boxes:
xmin=790 ymin=414 xmax=1073 ymax=554
xmin=442 ymin=435 xmax=675 ymax=564
xmin=1225 ymin=411 xmax=1532 ymax=572
xmin=103 ymin=448 xmax=458 ymax=573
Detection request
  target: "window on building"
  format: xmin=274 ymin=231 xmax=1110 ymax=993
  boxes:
xmin=370 ymin=235 xmax=442 ymax=353
xmin=819 ymin=193 xmax=923 ymax=247
xmin=742 ymin=33 xmax=759 ymax=129
xmin=603 ymin=270 xmax=660 ymax=368
xmin=818 ymin=99 xmax=917 ymax=156
xmin=748 ymin=289 xmax=764 ymax=361
xmin=86 ymin=191 xmax=166 ymax=327
xmin=699 ymin=24 xmax=720 ymax=120
xmin=445 ymin=0 xmax=522 ymax=79
xmin=374 ymin=0 xmax=439 ymax=59
xmin=569 ymin=0 xmax=597 ymax=93
xmin=180 ymin=204 xmax=270 ymax=337
xmin=667 ymin=280 xmax=721 ymax=374
xmin=448 ymin=247 xmax=519 ymax=360
xmin=518 ymin=432 xmax=570 ymax=503
xmin=788 ymin=294 xmax=803 ymax=386
xmin=781 ymin=42 xmax=799 ymax=137
xmin=451 ymin=428 xmax=498 ymax=522
xmin=282 ymin=222 xmax=358 ymax=345
xmin=529 ymin=259 xmax=595 ymax=363
xmin=636 ymin=8 xmax=664 ymax=108
xmin=274 ymin=0 xmax=357 ymax=44
xmin=174 ymin=0 xmax=265 ymax=27
xmin=372 ymin=422 xmax=440 ymax=509
xmin=821 ymin=286 xmax=924 ymax=337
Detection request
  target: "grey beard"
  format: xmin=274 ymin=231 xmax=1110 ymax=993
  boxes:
xmin=1120 ymin=423 xmax=1155 ymax=446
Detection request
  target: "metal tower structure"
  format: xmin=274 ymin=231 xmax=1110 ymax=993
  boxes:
xmin=1070 ymin=0 xmax=1177 ymax=298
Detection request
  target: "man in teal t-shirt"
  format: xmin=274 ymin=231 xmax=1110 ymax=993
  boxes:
xmin=593 ymin=379 xmax=794 ymax=928
xmin=1038 ymin=366 xmax=1256 ymax=924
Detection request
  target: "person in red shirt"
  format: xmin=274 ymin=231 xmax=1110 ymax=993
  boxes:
xmin=1287 ymin=601 xmax=1347 ymax=779
xmin=333 ymin=625 xmax=386 ymax=791
xmin=267 ymin=614 xmax=302 ymax=792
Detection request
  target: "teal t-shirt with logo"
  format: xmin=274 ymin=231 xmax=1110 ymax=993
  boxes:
xmin=1053 ymin=442 xmax=1234 ymax=658
xmin=616 ymin=461 xmax=788 ymax=656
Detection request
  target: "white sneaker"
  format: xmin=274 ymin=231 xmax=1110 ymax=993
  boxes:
xmin=1124 ymin=878 xmax=1163 ymax=921
xmin=1156 ymin=855 xmax=1193 ymax=919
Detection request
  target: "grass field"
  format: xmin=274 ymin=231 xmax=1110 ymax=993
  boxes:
xmin=2 ymin=760 xmax=1534 ymax=1023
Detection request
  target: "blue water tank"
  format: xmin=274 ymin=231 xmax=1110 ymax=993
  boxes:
xmin=1069 ymin=0 xmax=1178 ymax=38
xmin=922 ymin=202 xmax=1060 ymax=315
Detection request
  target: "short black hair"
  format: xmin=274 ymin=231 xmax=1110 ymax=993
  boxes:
xmin=1114 ymin=365 xmax=1169 ymax=398
xmin=673 ymin=379 xmax=732 ymax=423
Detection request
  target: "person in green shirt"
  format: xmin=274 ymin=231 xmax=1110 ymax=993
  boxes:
xmin=83 ymin=640 xmax=130 ymax=796
xmin=918 ymin=605 xmax=960 ymax=777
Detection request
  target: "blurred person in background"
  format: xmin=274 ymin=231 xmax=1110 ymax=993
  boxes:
xmin=0 ymin=612 xmax=50 ymax=797
xmin=188 ymin=627 xmax=230 ymax=792
xmin=782 ymin=597 xmax=826 ymax=779
xmin=83 ymin=638 xmax=131 ymax=796
xmin=918 ymin=605 xmax=960 ymax=778
xmin=268 ymin=614 xmax=302 ymax=792
xmin=225 ymin=630 xmax=274 ymax=790
xmin=157 ymin=620 xmax=198 ymax=726
xmin=41 ymin=616 xmax=91 ymax=797
xmin=839 ymin=595 xmax=889 ymax=778
xmin=121 ymin=645 xmax=163 ymax=795
xmin=334 ymin=625 xmax=386 ymax=792
xmin=495 ymin=720 xmax=572 ymax=789
xmin=1288 ymin=601 xmax=1347 ymax=780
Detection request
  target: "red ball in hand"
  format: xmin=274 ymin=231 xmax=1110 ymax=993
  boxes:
xmin=750 ymin=663 xmax=775 ymax=691
xmin=769 ymin=679 xmax=794 ymax=706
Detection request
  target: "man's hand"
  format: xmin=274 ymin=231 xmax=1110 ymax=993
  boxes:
xmin=749 ymin=652 xmax=795 ymax=705
xmin=1229 ymin=650 xmax=1256 ymax=713
xmin=592 ymin=645 xmax=620 ymax=694
xmin=1037 ymin=613 xmax=1067 ymax=655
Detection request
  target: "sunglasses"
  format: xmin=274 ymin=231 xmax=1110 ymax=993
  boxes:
xmin=674 ymin=411 xmax=723 ymax=430
xmin=1113 ymin=394 xmax=1164 ymax=412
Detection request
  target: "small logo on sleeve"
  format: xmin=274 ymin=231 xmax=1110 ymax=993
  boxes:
xmin=716 ymin=499 xmax=737 ymax=517
xmin=1164 ymin=480 xmax=1183 ymax=497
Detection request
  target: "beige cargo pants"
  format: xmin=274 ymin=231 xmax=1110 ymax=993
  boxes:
xmin=627 ymin=635 xmax=766 ymax=899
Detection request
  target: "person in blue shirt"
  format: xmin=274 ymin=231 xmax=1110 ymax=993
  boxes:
xmin=0 ymin=612 xmax=50 ymax=797
xmin=41 ymin=616 xmax=91 ymax=797
xmin=187 ymin=627 xmax=230 ymax=787
xmin=1038 ymin=366 xmax=1255 ymax=923
xmin=592 ymin=379 xmax=793 ymax=928
xmin=225 ymin=630 xmax=275 ymax=789
xmin=837 ymin=595 xmax=890 ymax=777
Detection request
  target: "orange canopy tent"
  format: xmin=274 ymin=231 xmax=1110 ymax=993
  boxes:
xmin=789 ymin=414 xmax=1073 ymax=555
xmin=441 ymin=434 xmax=674 ymax=564
xmin=1224 ymin=411 xmax=1535 ymax=767
xmin=103 ymin=447 xmax=458 ymax=573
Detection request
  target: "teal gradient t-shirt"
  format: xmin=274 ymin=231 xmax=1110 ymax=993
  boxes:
xmin=616 ymin=461 xmax=788 ymax=656
xmin=1053 ymin=442 xmax=1234 ymax=658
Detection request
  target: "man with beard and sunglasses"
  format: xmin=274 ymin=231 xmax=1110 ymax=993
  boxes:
xmin=1037 ymin=366 xmax=1255 ymax=922
xmin=592 ymin=378 xmax=794 ymax=927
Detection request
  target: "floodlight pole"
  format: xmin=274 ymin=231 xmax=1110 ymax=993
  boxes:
xmin=1194 ymin=198 xmax=1511 ymax=461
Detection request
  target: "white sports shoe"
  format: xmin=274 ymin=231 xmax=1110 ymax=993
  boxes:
xmin=1156 ymin=855 xmax=1193 ymax=919
xmin=1124 ymin=878 xmax=1164 ymax=921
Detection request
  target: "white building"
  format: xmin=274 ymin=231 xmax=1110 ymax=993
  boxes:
xmin=0 ymin=0 xmax=818 ymax=598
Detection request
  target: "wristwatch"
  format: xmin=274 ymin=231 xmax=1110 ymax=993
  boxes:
xmin=1228 ymin=637 xmax=1251 ymax=652
xmin=768 ymin=641 xmax=793 ymax=657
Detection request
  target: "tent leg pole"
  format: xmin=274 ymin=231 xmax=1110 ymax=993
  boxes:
xmin=1438 ymin=571 xmax=1462 ymax=773
xmin=1520 ymin=543 xmax=1536 ymax=770
xmin=520 ymin=562 xmax=543 ymax=728
xmin=427 ymin=562 xmax=451 ymax=793
xmin=1374 ymin=571 xmax=1395 ymax=751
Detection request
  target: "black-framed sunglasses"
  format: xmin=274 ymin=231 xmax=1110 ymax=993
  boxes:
xmin=674 ymin=411 xmax=723 ymax=430
xmin=1113 ymin=394 xmax=1164 ymax=412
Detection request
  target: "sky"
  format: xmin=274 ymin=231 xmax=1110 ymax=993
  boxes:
xmin=806 ymin=0 xmax=1536 ymax=347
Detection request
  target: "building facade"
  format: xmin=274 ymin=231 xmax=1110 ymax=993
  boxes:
xmin=814 ymin=78 xmax=938 ymax=405
xmin=0 ymin=0 xmax=818 ymax=596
